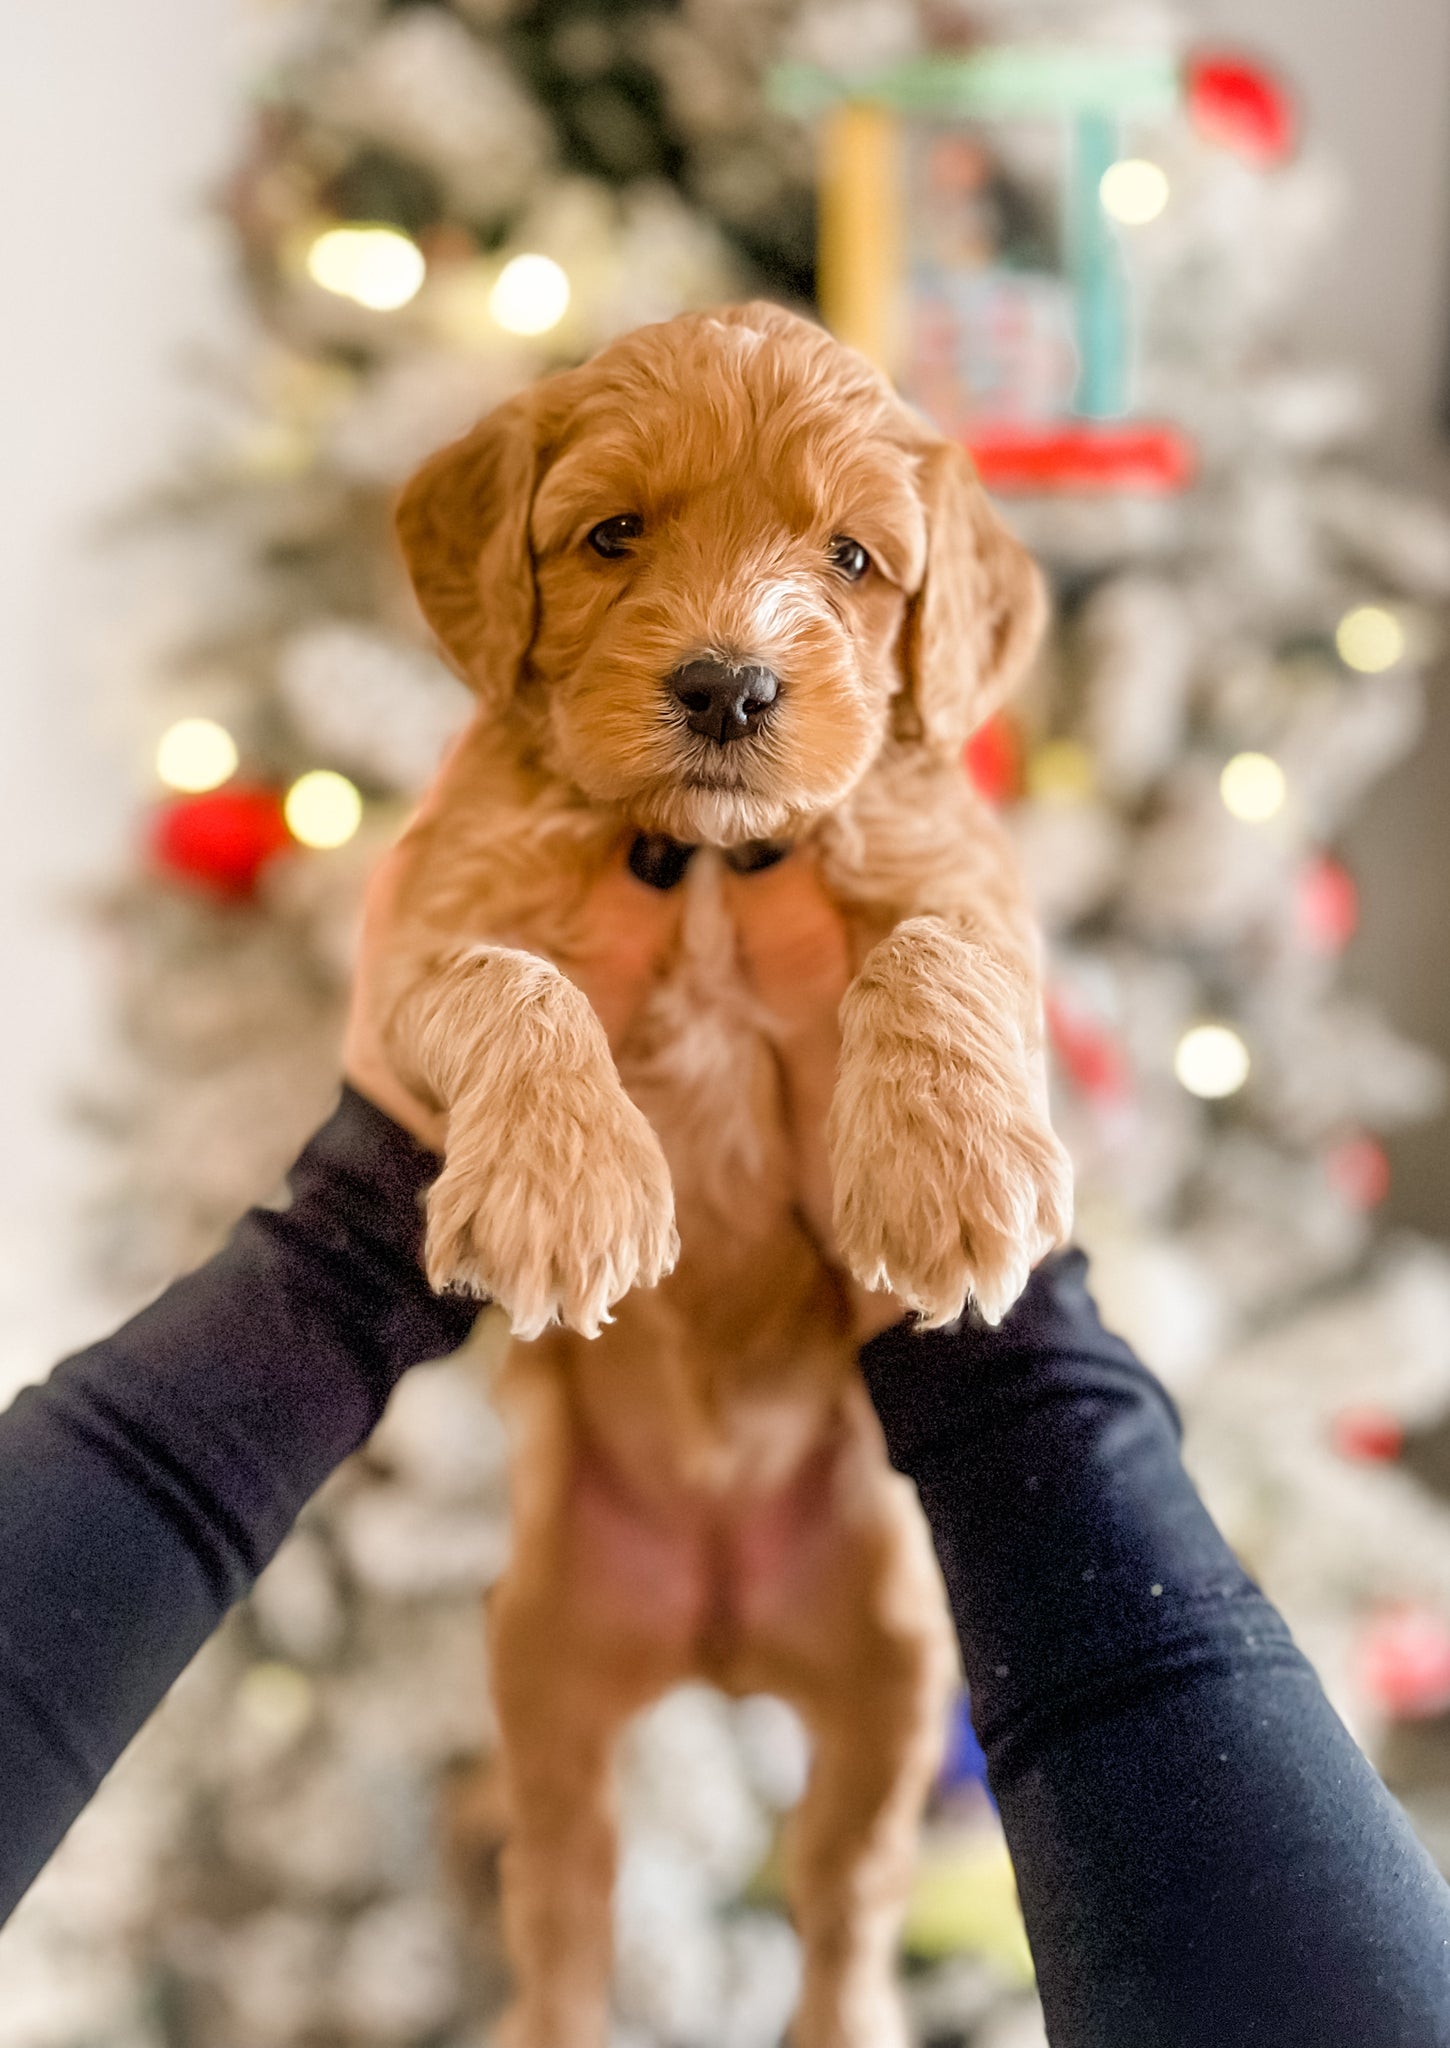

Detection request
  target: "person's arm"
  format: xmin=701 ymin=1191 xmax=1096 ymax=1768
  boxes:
xmin=0 ymin=1087 xmax=477 ymax=1924
xmin=861 ymin=1251 xmax=1450 ymax=2048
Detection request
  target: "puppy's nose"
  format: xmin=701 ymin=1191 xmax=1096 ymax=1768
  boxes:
xmin=670 ymin=659 xmax=779 ymax=745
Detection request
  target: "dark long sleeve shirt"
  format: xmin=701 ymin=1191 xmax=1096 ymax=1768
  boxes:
xmin=863 ymin=1262 xmax=1450 ymax=2045
xmin=0 ymin=1087 xmax=475 ymax=1914
xmin=1 ymin=1088 xmax=1448 ymax=2045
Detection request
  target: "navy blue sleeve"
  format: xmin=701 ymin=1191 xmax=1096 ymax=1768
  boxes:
xmin=860 ymin=1251 xmax=1450 ymax=2047
xmin=0 ymin=1087 xmax=477 ymax=1924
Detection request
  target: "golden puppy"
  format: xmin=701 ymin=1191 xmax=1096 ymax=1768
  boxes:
xmin=382 ymin=302 xmax=1072 ymax=2048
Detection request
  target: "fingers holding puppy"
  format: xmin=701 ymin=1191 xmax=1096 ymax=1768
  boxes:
xmin=828 ymin=917 xmax=1073 ymax=1328
xmin=346 ymin=814 xmax=687 ymax=1150
xmin=409 ymin=946 xmax=679 ymax=1339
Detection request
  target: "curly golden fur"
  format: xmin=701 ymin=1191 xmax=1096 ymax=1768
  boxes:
xmin=384 ymin=302 xmax=1072 ymax=2048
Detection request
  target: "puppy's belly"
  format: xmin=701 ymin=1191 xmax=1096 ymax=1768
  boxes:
xmin=550 ymin=869 xmax=868 ymax=1630
xmin=615 ymin=978 xmax=834 ymax=1354
xmin=558 ymin=1415 xmax=885 ymax=1686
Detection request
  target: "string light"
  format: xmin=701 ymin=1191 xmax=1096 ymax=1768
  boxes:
xmin=305 ymin=225 xmax=426 ymax=311
xmin=285 ymin=769 xmax=363 ymax=849
xmin=1174 ymin=1022 xmax=1250 ymax=1100
xmin=156 ymin=718 xmax=238 ymax=794
xmin=1335 ymin=604 xmax=1405 ymax=674
xmin=489 ymin=253 xmax=570 ymax=335
xmin=1219 ymin=750 xmax=1286 ymax=822
xmin=1099 ymin=158 xmax=1170 ymax=225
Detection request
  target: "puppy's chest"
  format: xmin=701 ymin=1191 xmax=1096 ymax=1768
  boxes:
xmin=612 ymin=862 xmax=796 ymax=1223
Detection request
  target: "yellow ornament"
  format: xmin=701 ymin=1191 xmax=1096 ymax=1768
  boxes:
xmin=237 ymin=1661 xmax=315 ymax=1741
xmin=1027 ymin=738 xmax=1096 ymax=804
xmin=903 ymin=1823 xmax=1036 ymax=1984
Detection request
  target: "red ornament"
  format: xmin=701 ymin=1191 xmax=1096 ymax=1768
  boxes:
xmin=1186 ymin=50 xmax=1298 ymax=167
xmin=963 ymin=713 xmax=1022 ymax=806
xmin=1324 ymin=1133 xmax=1391 ymax=1211
xmin=1297 ymin=856 xmax=1359 ymax=953
xmin=1361 ymin=1607 xmax=1450 ymax=1720
xmin=1331 ymin=1407 xmax=1405 ymax=1464
xmin=148 ymin=785 xmax=292 ymax=900
xmin=966 ymin=421 xmax=1196 ymax=497
xmin=1045 ymin=989 xmax=1131 ymax=1106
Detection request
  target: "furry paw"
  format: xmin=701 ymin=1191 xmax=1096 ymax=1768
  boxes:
xmin=829 ymin=921 xmax=1073 ymax=1327
xmin=420 ymin=953 xmax=678 ymax=1338
xmin=427 ymin=1078 xmax=678 ymax=1338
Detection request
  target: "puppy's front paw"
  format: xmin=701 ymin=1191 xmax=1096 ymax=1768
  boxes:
xmin=427 ymin=1076 xmax=678 ymax=1342
xmin=829 ymin=923 xmax=1072 ymax=1327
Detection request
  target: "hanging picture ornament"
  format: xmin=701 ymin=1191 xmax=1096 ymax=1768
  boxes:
xmin=148 ymin=785 xmax=292 ymax=900
xmin=775 ymin=45 xmax=1197 ymax=496
xmin=1185 ymin=50 xmax=1298 ymax=167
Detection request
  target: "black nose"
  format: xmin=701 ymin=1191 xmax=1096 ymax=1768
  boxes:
xmin=670 ymin=659 xmax=780 ymax=745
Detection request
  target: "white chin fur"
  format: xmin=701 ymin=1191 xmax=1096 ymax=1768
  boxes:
xmin=630 ymin=780 xmax=801 ymax=848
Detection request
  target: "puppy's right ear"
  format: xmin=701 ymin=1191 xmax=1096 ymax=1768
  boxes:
xmin=394 ymin=392 xmax=539 ymax=702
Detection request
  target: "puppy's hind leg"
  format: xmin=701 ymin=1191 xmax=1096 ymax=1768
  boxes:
xmin=489 ymin=1611 xmax=630 ymax=2048
xmin=738 ymin=1440 xmax=955 ymax=2048
xmin=786 ymin=1615 xmax=951 ymax=2048
xmin=487 ymin=1367 xmax=701 ymax=2048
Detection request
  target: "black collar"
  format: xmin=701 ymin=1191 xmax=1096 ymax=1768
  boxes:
xmin=627 ymin=833 xmax=789 ymax=891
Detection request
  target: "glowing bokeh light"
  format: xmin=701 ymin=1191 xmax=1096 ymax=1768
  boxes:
xmin=306 ymin=225 xmax=426 ymax=311
xmin=1174 ymin=1022 xmax=1250 ymax=1100
xmin=489 ymin=253 xmax=571 ymax=336
xmin=1099 ymin=158 xmax=1170 ymax=226
xmin=1335 ymin=604 xmax=1406 ymax=674
xmin=156 ymin=717 xmax=238 ymax=794
xmin=1219 ymin=750 xmax=1287 ymax=822
xmin=237 ymin=1661 xmax=316 ymax=1741
xmin=284 ymin=770 xmax=363 ymax=849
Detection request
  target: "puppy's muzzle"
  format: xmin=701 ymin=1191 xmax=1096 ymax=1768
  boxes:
xmin=670 ymin=658 xmax=779 ymax=746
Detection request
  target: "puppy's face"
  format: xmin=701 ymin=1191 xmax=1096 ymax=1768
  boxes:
xmin=398 ymin=304 xmax=1043 ymax=846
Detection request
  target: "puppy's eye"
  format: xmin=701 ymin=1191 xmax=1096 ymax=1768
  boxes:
xmin=828 ymin=535 xmax=870 ymax=582
xmin=588 ymin=514 xmax=644 ymax=558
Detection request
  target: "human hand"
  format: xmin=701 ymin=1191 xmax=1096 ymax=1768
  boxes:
xmin=721 ymin=853 xmax=905 ymax=1342
xmin=346 ymin=817 xmax=903 ymax=1338
xmin=344 ymin=824 xmax=686 ymax=1154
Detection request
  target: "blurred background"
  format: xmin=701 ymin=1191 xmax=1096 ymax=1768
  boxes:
xmin=5 ymin=3 xmax=1450 ymax=2044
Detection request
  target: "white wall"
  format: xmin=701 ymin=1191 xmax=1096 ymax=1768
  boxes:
xmin=0 ymin=1 xmax=240 ymax=1381
xmin=1188 ymin=0 xmax=1450 ymax=1234
xmin=1190 ymin=0 xmax=1450 ymax=473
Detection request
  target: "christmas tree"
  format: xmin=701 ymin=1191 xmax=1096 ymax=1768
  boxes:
xmin=6 ymin=4 xmax=1450 ymax=2046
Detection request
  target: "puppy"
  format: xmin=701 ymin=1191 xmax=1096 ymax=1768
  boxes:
xmin=382 ymin=302 xmax=1072 ymax=2048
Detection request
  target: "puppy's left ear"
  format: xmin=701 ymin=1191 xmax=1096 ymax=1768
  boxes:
xmin=903 ymin=440 xmax=1047 ymax=752
xmin=394 ymin=391 xmax=539 ymax=706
